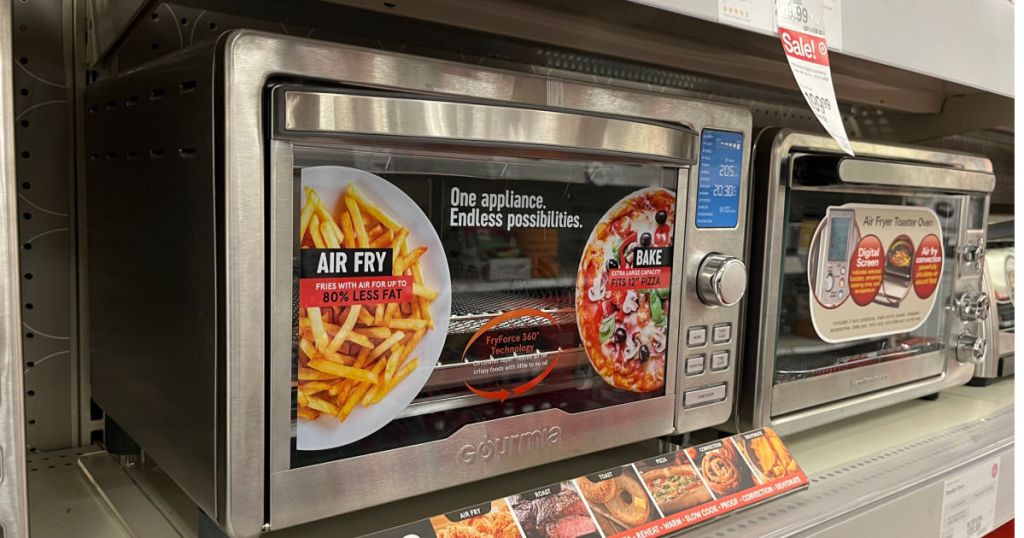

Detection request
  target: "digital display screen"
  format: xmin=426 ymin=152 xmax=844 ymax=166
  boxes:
xmin=695 ymin=129 xmax=744 ymax=228
xmin=828 ymin=217 xmax=852 ymax=261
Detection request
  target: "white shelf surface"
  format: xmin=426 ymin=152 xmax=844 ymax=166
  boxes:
xmin=27 ymin=378 xmax=1014 ymax=537
xmin=628 ymin=0 xmax=1014 ymax=97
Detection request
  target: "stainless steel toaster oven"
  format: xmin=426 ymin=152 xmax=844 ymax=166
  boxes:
xmin=972 ymin=218 xmax=1014 ymax=384
xmin=83 ymin=31 xmax=752 ymax=535
xmin=735 ymin=129 xmax=994 ymax=436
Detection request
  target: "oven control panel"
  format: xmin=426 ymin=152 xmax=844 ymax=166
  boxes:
xmin=675 ymin=128 xmax=750 ymax=433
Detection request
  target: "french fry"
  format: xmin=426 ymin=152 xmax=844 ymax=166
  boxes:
xmin=388 ymin=318 xmax=428 ymax=331
xmin=395 ymin=246 xmax=427 ymax=275
xmin=308 ymin=215 xmax=326 ymax=249
xmin=367 ymin=223 xmax=385 ymax=240
xmin=299 ymin=381 xmax=331 ymax=396
xmin=413 ymin=283 xmax=439 ymax=300
xmin=297 ymin=391 xmax=309 ymax=407
xmin=412 ymin=263 xmax=433 ymax=329
xmin=312 ymin=195 xmax=345 ymax=245
xmin=373 ymin=304 xmax=384 ymax=325
xmin=354 ymin=326 xmax=392 ymax=340
xmin=356 ymin=307 xmax=376 ymax=326
xmin=307 ymin=358 xmax=380 ymax=384
xmin=370 ymin=357 xmax=419 ymax=405
xmin=297 ymin=407 xmax=320 ymax=420
xmin=320 ymin=220 xmax=342 ymax=249
xmin=369 ymin=330 xmax=405 ymax=362
xmin=347 ymin=331 xmax=374 ymax=349
xmin=401 ymin=329 xmax=425 ymax=365
xmin=384 ymin=343 xmax=404 ymax=383
xmin=306 ymin=307 xmax=329 ymax=352
xmin=383 ymin=302 xmax=399 ymax=323
xmin=306 ymin=395 xmax=341 ymax=416
xmin=339 ymin=360 xmax=387 ymax=418
xmin=391 ymin=229 xmax=409 ymax=275
xmin=299 ymin=190 xmax=316 ymax=241
xmin=298 ymin=367 xmax=337 ymax=381
xmin=346 ymin=183 xmax=400 ymax=231
xmin=324 ymin=305 xmax=361 ymax=355
xmin=345 ymin=196 xmax=370 ymax=248
xmin=370 ymin=229 xmax=394 ymax=248
xmin=339 ymin=212 xmax=356 ymax=249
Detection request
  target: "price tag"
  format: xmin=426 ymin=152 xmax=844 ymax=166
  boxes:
xmin=939 ymin=458 xmax=1000 ymax=538
xmin=776 ymin=0 xmax=854 ymax=156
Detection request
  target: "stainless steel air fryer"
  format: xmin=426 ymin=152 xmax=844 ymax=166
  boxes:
xmin=735 ymin=129 xmax=994 ymax=436
xmin=84 ymin=31 xmax=753 ymax=536
xmin=971 ymin=218 xmax=1014 ymax=384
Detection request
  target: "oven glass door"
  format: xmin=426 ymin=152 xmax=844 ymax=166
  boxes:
xmin=772 ymin=188 xmax=965 ymax=414
xmin=289 ymin=145 xmax=682 ymax=468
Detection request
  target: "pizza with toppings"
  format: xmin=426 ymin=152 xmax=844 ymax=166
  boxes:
xmin=575 ymin=187 xmax=675 ymax=393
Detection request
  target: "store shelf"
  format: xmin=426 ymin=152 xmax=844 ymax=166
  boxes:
xmin=26 ymin=378 xmax=1013 ymax=537
xmin=627 ymin=0 xmax=1013 ymax=98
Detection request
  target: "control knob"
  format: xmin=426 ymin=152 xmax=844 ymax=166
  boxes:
xmin=956 ymin=291 xmax=989 ymax=321
xmin=955 ymin=334 xmax=986 ymax=363
xmin=697 ymin=254 xmax=747 ymax=307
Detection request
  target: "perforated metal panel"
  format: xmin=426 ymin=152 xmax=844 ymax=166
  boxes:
xmin=12 ymin=0 xmax=79 ymax=452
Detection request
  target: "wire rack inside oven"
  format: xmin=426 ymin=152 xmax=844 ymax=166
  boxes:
xmin=448 ymin=286 xmax=577 ymax=335
xmin=774 ymin=337 xmax=943 ymax=383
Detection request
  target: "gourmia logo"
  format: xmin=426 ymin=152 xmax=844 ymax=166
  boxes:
xmin=457 ymin=427 xmax=562 ymax=465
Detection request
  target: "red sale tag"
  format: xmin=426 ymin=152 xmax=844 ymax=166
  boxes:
xmin=299 ymin=276 xmax=413 ymax=307
xmin=779 ymin=27 xmax=830 ymax=66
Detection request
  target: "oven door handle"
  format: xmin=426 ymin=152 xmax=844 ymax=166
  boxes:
xmin=837 ymin=158 xmax=995 ymax=193
xmin=278 ymin=90 xmax=698 ymax=163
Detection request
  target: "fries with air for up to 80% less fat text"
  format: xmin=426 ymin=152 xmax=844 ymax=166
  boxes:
xmin=296 ymin=184 xmax=439 ymax=423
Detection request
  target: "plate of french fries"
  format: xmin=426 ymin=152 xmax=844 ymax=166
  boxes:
xmin=296 ymin=166 xmax=451 ymax=450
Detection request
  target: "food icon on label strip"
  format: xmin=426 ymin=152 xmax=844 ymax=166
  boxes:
xmin=507 ymin=482 xmax=600 ymax=538
xmin=576 ymin=187 xmax=676 ymax=393
xmin=574 ymin=465 xmax=659 ymax=535
xmin=734 ymin=428 xmax=801 ymax=485
xmin=295 ymin=166 xmax=451 ymax=451
xmin=430 ymin=499 xmax=523 ymax=538
xmin=634 ymin=452 xmax=713 ymax=515
xmin=686 ymin=439 xmax=756 ymax=498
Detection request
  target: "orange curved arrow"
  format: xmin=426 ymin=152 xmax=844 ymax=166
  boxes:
xmin=462 ymin=308 xmax=563 ymax=401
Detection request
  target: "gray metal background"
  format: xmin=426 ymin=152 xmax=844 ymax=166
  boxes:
xmin=10 ymin=0 xmax=1016 ymax=453
xmin=12 ymin=0 xmax=82 ymax=453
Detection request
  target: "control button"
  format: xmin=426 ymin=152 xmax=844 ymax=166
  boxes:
xmin=824 ymin=273 xmax=834 ymax=291
xmin=837 ymin=289 xmax=844 ymax=298
xmin=710 ymin=351 xmax=730 ymax=371
xmin=839 ymin=278 xmax=845 ymax=288
xmin=840 ymin=267 xmax=846 ymax=275
xmin=687 ymin=326 xmax=707 ymax=347
xmin=712 ymin=323 xmax=732 ymax=344
xmin=696 ymin=254 xmax=747 ymax=307
xmin=685 ymin=356 xmax=705 ymax=376
xmin=684 ymin=384 xmax=727 ymax=407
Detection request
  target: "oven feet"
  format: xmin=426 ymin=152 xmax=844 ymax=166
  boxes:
xmin=967 ymin=377 xmax=997 ymax=387
xmin=919 ymin=392 xmax=940 ymax=401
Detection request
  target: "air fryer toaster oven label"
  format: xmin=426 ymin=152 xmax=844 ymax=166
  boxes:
xmin=807 ymin=204 xmax=944 ymax=343
xmin=695 ymin=129 xmax=744 ymax=229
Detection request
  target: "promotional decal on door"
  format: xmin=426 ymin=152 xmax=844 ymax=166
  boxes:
xmin=808 ymin=203 xmax=944 ymax=343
